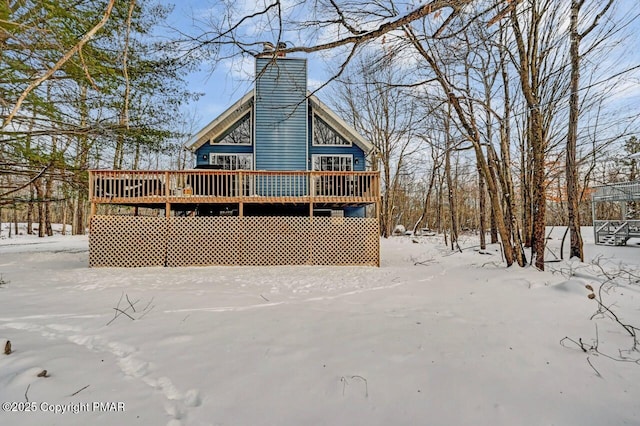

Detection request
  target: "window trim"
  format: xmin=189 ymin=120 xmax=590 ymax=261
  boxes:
xmin=311 ymin=114 xmax=352 ymax=147
xmin=311 ymin=154 xmax=353 ymax=171
xmin=210 ymin=112 xmax=253 ymax=146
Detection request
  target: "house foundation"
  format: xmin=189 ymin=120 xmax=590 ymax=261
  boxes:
xmin=89 ymin=215 xmax=379 ymax=267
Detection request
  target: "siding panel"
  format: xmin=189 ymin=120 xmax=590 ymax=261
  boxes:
xmin=255 ymin=57 xmax=307 ymax=171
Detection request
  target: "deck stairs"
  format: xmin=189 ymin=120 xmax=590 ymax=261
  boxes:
xmin=595 ymin=220 xmax=640 ymax=246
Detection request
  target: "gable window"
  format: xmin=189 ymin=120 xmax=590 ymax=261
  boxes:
xmin=212 ymin=113 xmax=252 ymax=145
xmin=313 ymin=115 xmax=350 ymax=146
xmin=312 ymin=155 xmax=352 ymax=171
xmin=209 ymin=154 xmax=253 ymax=170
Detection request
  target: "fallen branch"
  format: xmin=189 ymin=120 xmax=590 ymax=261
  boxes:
xmin=340 ymin=375 xmax=369 ymax=398
xmin=106 ymin=292 xmax=142 ymax=325
xmin=126 ymin=294 xmax=136 ymax=313
xmin=113 ymin=307 xmax=135 ymax=321
xmin=586 ymin=357 xmax=602 ymax=378
xmin=70 ymin=384 xmax=90 ymax=397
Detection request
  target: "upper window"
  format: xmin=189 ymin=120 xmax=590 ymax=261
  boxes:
xmin=313 ymin=115 xmax=350 ymax=146
xmin=312 ymin=155 xmax=352 ymax=171
xmin=212 ymin=113 xmax=252 ymax=145
xmin=209 ymin=154 xmax=253 ymax=170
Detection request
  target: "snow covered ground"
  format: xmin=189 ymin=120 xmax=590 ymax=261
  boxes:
xmin=0 ymin=225 xmax=639 ymax=426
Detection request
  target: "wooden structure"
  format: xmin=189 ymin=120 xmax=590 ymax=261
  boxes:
xmin=89 ymin=170 xmax=379 ymax=218
xmin=88 ymin=170 xmax=380 ymax=267
xmin=591 ymin=180 xmax=640 ymax=245
xmin=89 ymin=49 xmax=381 ymax=267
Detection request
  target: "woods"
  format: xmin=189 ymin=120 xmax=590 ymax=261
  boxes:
xmin=0 ymin=0 xmax=197 ymax=235
xmin=1 ymin=0 xmax=639 ymax=270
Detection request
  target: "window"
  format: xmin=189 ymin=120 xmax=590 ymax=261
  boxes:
xmin=312 ymin=155 xmax=352 ymax=171
xmin=209 ymin=154 xmax=253 ymax=170
xmin=212 ymin=113 xmax=251 ymax=145
xmin=313 ymin=115 xmax=350 ymax=146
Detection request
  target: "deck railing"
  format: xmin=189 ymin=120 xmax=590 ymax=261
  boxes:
xmin=89 ymin=170 xmax=380 ymax=204
xmin=592 ymin=181 xmax=640 ymax=202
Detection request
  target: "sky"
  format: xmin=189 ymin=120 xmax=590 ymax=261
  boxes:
xmin=158 ymin=0 xmax=640 ymax=137
xmin=158 ymin=0 xmax=337 ymax=132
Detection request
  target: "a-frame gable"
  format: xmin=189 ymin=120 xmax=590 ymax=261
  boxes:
xmin=186 ymin=91 xmax=254 ymax=152
xmin=308 ymin=94 xmax=374 ymax=155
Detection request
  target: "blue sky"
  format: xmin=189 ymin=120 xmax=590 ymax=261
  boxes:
xmin=160 ymin=0 xmax=640 ymax=137
xmin=159 ymin=0 xmax=334 ymax=132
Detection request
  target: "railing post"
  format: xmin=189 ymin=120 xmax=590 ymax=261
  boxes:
xmin=165 ymin=171 xmax=170 ymax=200
xmin=238 ymin=171 xmax=243 ymax=217
xmin=88 ymin=171 xmax=96 ymax=222
xmin=165 ymin=171 xmax=171 ymax=218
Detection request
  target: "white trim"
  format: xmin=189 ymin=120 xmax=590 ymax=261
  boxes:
xmin=186 ymin=92 xmax=253 ymax=152
xmin=311 ymin=113 xmax=352 ymax=147
xmin=305 ymin=86 xmax=309 ymax=171
xmin=308 ymin=94 xmax=374 ymax=154
xmin=209 ymin=111 xmax=252 ymax=146
xmin=253 ymin=82 xmax=257 ymax=172
xmin=311 ymin=154 xmax=353 ymax=171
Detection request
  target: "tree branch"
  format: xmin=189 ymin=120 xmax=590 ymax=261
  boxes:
xmin=2 ymin=0 xmax=116 ymax=128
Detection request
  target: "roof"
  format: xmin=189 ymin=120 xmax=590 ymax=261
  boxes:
xmin=186 ymin=92 xmax=374 ymax=155
xmin=185 ymin=91 xmax=254 ymax=152
xmin=307 ymin=94 xmax=374 ymax=154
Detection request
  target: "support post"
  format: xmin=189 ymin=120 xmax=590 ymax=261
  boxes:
xmin=166 ymin=202 xmax=171 ymax=218
xmin=592 ymin=199 xmax=597 ymax=244
xmin=309 ymin=172 xmax=314 ymax=223
xmin=239 ymin=202 xmax=244 ymax=217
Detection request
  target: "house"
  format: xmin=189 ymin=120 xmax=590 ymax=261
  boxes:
xmin=88 ymin=48 xmax=381 ymax=267
xmin=185 ymin=52 xmax=375 ymax=218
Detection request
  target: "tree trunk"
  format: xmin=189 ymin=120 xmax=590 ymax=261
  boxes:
xmin=445 ymin=137 xmax=458 ymax=250
xmin=413 ymin=161 xmax=438 ymax=234
xmin=35 ymin=180 xmax=45 ymax=238
xmin=478 ymin=166 xmax=487 ymax=250
xmin=530 ymin=111 xmax=546 ymax=270
xmin=566 ymin=0 xmax=585 ymax=260
xmin=13 ymin=202 xmax=18 ymax=236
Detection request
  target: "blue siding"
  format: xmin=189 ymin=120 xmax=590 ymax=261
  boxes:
xmin=255 ymin=57 xmax=307 ymax=171
xmin=307 ymin=108 xmax=366 ymax=171
xmin=195 ymin=144 xmax=253 ymax=168
xmin=308 ymin=109 xmax=367 ymax=216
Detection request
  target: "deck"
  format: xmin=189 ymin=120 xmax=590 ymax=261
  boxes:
xmin=89 ymin=170 xmax=380 ymax=215
xmin=591 ymin=181 xmax=640 ymax=246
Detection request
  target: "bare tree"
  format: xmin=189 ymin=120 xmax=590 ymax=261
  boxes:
xmin=566 ymin=0 xmax=616 ymax=261
xmin=332 ymin=54 xmax=421 ymax=237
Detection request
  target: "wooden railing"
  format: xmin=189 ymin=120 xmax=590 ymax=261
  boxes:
xmin=592 ymin=181 xmax=640 ymax=202
xmin=89 ymin=170 xmax=380 ymax=204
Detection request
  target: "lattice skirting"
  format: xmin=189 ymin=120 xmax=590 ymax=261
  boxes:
xmin=89 ymin=216 xmax=379 ymax=267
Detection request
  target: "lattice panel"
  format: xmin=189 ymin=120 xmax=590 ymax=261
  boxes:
xmin=311 ymin=217 xmax=379 ymax=266
xmin=89 ymin=216 xmax=380 ymax=267
xmin=167 ymin=217 xmax=242 ymax=266
xmin=242 ymin=217 xmax=312 ymax=265
xmin=89 ymin=216 xmax=167 ymax=267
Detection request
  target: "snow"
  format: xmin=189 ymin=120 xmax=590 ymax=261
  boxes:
xmin=1 ymin=225 xmax=639 ymax=425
